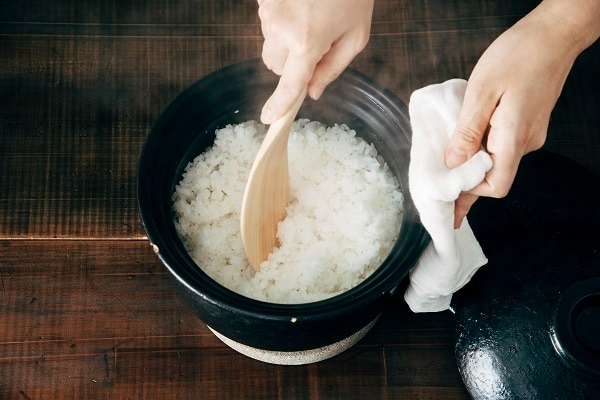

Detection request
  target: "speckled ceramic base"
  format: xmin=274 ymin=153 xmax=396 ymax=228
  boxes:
xmin=209 ymin=316 xmax=379 ymax=365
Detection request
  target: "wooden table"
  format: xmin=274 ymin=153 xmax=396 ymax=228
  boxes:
xmin=1 ymin=1 xmax=598 ymax=398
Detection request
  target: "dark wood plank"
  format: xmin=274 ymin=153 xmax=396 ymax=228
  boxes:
xmin=2 ymin=0 xmax=599 ymax=240
xmin=0 ymin=33 xmax=262 ymax=238
xmin=0 ymin=240 xmax=468 ymax=398
xmin=0 ymin=0 xmax=260 ymax=25
xmin=0 ymin=240 xmax=457 ymax=347
xmin=1 ymin=0 xmax=599 ymax=398
xmin=1 ymin=341 xmax=469 ymax=399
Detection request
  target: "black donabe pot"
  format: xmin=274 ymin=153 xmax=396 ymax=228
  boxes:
xmin=137 ymin=59 xmax=428 ymax=363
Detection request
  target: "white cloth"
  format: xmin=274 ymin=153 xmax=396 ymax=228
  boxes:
xmin=404 ymin=79 xmax=493 ymax=313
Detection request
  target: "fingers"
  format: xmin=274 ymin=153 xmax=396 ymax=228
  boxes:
xmin=468 ymin=147 xmax=520 ymax=199
xmin=260 ymin=53 xmax=316 ymax=124
xmin=257 ymin=0 xmax=373 ymax=125
xmin=453 ymin=113 xmax=521 ymax=200
xmin=466 ymin=92 xmax=546 ymax=199
xmin=454 ymin=193 xmax=479 ymax=229
xmin=262 ymin=33 xmax=368 ymax=123
xmin=446 ymin=82 xmax=515 ymax=227
xmin=446 ymin=84 xmax=498 ymax=168
xmin=261 ymin=38 xmax=288 ymax=75
xmin=308 ymin=31 xmax=370 ymax=100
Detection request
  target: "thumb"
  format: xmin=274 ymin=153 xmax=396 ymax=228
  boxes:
xmin=446 ymin=90 xmax=496 ymax=169
xmin=446 ymin=125 xmax=485 ymax=168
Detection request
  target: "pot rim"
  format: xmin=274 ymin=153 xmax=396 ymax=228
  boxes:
xmin=137 ymin=58 xmax=429 ymax=323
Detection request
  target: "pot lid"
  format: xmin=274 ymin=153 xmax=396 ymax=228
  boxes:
xmin=451 ymin=150 xmax=600 ymax=399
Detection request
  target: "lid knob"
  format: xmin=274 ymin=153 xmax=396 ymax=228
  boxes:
xmin=551 ymin=277 xmax=600 ymax=378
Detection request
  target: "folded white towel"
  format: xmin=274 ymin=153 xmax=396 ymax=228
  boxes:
xmin=404 ymin=79 xmax=493 ymax=313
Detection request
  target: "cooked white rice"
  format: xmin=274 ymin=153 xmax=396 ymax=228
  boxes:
xmin=172 ymin=119 xmax=403 ymax=304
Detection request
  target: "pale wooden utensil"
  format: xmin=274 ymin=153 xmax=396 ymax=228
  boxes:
xmin=240 ymin=93 xmax=306 ymax=271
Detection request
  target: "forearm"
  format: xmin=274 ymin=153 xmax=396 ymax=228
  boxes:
xmin=531 ymin=0 xmax=600 ymax=55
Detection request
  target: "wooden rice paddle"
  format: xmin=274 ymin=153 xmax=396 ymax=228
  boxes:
xmin=240 ymin=92 xmax=306 ymax=271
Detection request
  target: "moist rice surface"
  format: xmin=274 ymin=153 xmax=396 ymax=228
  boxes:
xmin=172 ymin=119 xmax=403 ymax=304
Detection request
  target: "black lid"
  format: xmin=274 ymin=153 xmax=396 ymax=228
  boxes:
xmin=551 ymin=277 xmax=600 ymax=378
xmin=452 ymin=150 xmax=600 ymax=399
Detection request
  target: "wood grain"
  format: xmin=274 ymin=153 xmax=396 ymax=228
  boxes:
xmin=1 ymin=0 xmax=598 ymax=398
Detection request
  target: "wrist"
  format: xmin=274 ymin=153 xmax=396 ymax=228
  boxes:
xmin=535 ymin=0 xmax=600 ymax=55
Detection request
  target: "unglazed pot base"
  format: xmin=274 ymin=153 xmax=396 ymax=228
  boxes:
xmin=209 ymin=316 xmax=379 ymax=365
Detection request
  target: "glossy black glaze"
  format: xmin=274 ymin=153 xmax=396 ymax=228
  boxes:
xmin=551 ymin=277 xmax=600 ymax=378
xmin=454 ymin=151 xmax=600 ymax=399
xmin=137 ymin=59 xmax=429 ymax=351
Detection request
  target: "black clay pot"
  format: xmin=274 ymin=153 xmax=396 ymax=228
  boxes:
xmin=453 ymin=151 xmax=600 ymax=399
xmin=137 ymin=59 xmax=428 ymax=363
